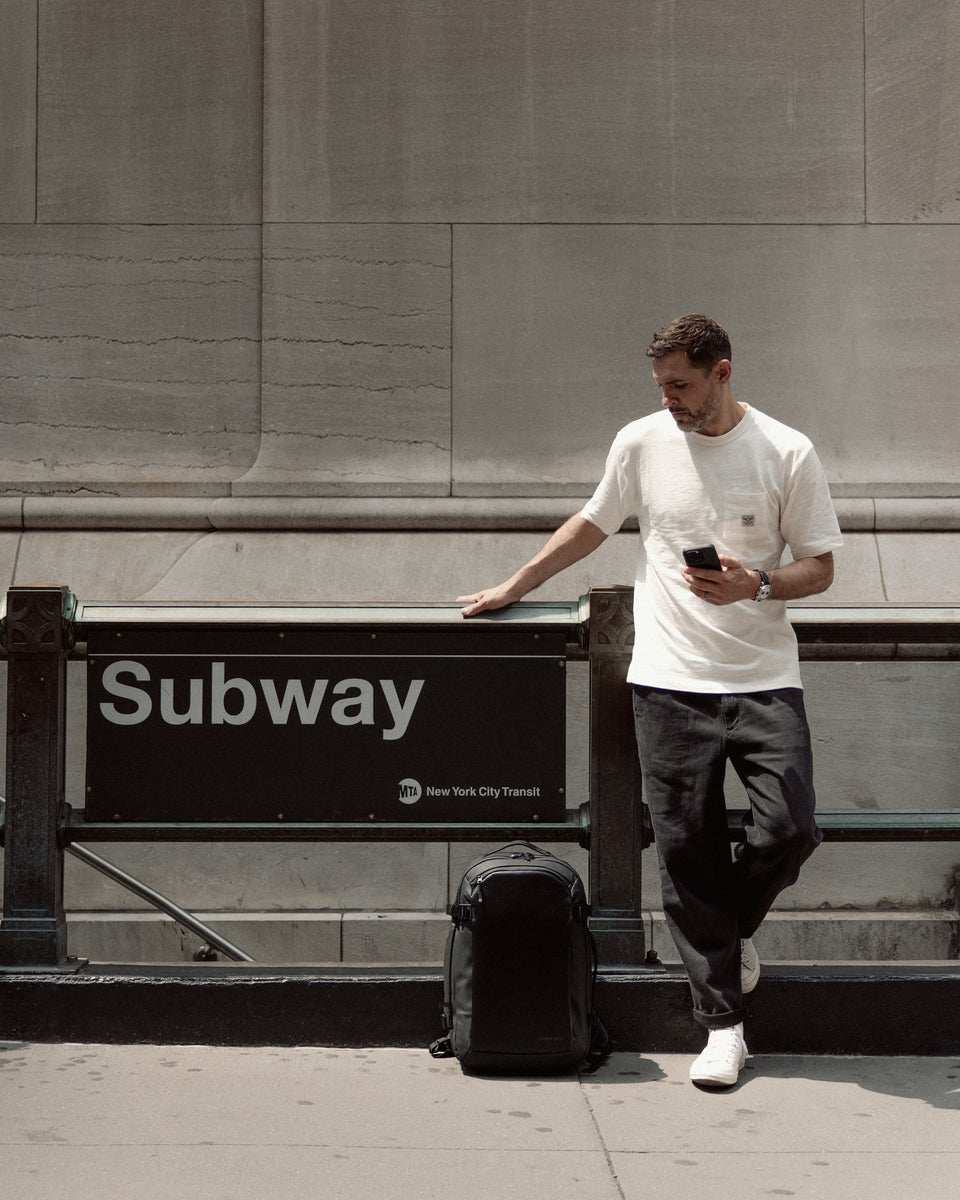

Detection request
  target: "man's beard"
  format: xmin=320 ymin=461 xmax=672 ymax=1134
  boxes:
xmin=678 ymin=385 xmax=723 ymax=433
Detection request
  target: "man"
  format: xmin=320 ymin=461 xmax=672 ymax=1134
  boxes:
xmin=459 ymin=314 xmax=843 ymax=1087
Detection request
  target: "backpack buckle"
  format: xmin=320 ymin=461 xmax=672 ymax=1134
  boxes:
xmin=449 ymin=902 xmax=473 ymax=927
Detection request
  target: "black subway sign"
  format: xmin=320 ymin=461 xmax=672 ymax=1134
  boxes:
xmin=85 ymin=647 xmax=566 ymax=823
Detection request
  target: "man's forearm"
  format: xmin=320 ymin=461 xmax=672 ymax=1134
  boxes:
xmin=459 ymin=514 xmax=608 ymax=615
xmin=763 ymin=552 xmax=835 ymax=601
xmin=504 ymin=514 xmax=608 ymax=595
xmin=693 ymin=551 xmax=835 ymax=606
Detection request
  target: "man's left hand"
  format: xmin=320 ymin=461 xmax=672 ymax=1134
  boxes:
xmin=682 ymin=555 xmax=757 ymax=605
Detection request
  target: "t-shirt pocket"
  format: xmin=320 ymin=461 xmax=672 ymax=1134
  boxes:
xmin=721 ymin=491 xmax=783 ymax=565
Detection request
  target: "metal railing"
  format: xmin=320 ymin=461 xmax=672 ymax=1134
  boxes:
xmin=64 ymin=841 xmax=253 ymax=963
xmin=0 ymin=586 xmax=644 ymax=969
xmin=2 ymin=585 xmax=960 ymax=974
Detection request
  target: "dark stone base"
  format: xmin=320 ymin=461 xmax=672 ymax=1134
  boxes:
xmin=2 ymin=963 xmax=959 ymax=1055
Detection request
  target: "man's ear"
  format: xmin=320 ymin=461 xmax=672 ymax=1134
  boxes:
xmin=714 ymin=358 xmax=732 ymax=385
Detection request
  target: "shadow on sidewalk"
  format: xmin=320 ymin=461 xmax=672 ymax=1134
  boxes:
xmin=748 ymin=1054 xmax=960 ymax=1111
xmin=579 ymin=1051 xmax=960 ymax=1109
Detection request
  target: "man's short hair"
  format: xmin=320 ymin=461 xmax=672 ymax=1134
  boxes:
xmin=645 ymin=314 xmax=732 ymax=372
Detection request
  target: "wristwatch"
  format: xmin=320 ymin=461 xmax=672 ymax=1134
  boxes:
xmin=753 ymin=569 xmax=773 ymax=602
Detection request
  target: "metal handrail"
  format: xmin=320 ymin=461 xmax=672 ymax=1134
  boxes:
xmin=64 ymin=841 xmax=253 ymax=963
xmin=60 ymin=803 xmax=592 ymax=845
xmin=0 ymin=798 xmax=253 ymax=961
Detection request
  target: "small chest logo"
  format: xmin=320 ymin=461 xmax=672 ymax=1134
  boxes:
xmin=741 ymin=514 xmax=756 ymax=527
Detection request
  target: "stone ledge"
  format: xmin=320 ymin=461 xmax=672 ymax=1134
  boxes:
xmin=2 ymin=495 xmax=960 ymax=532
xmin=65 ymin=911 xmax=450 ymax=966
xmin=1 ymin=963 xmax=959 ymax=1052
xmin=63 ymin=909 xmax=959 ymax=966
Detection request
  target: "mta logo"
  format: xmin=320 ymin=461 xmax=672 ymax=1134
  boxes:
xmin=398 ymin=778 xmax=422 ymax=805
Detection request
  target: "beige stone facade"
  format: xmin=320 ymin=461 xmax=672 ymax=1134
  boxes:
xmin=2 ymin=1 xmax=959 ymax=963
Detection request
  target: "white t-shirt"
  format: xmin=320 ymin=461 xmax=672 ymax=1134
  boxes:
xmin=580 ymin=406 xmax=844 ymax=693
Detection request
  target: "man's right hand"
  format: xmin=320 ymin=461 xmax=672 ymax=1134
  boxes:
xmin=457 ymin=584 xmax=519 ymax=617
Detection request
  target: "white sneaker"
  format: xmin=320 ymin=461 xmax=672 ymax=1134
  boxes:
xmin=689 ymin=1023 xmax=748 ymax=1087
xmin=740 ymin=937 xmax=760 ymax=994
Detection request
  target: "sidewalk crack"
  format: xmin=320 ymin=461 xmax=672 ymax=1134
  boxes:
xmin=580 ymin=1080 xmax=627 ymax=1200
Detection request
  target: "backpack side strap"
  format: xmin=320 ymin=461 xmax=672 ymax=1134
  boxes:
xmin=429 ymin=1036 xmax=454 ymax=1060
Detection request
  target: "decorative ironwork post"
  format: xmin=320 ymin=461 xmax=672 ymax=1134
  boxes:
xmin=587 ymin=585 xmax=646 ymax=966
xmin=0 ymin=585 xmax=75 ymax=967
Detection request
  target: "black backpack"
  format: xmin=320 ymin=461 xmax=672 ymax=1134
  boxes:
xmin=430 ymin=841 xmax=610 ymax=1074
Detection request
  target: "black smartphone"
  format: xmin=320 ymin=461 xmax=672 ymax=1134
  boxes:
xmin=683 ymin=544 xmax=723 ymax=571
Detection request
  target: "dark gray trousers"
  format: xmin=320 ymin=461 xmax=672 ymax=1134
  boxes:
xmin=633 ymin=685 xmax=822 ymax=1030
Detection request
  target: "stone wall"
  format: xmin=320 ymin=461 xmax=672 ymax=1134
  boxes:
xmin=3 ymin=1 xmax=960 ymax=502
xmin=2 ymin=1 xmax=959 ymax=963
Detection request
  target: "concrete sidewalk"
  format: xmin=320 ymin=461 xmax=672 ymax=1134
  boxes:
xmin=2 ymin=1042 xmax=958 ymax=1200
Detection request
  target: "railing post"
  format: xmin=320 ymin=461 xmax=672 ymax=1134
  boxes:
xmin=0 ymin=585 xmax=75 ymax=968
xmin=586 ymin=585 xmax=647 ymax=966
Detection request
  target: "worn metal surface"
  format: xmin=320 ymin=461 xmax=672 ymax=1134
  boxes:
xmin=73 ymin=599 xmax=585 ymax=633
xmin=587 ymin=587 xmax=646 ymax=966
xmin=58 ymin=805 xmax=590 ymax=845
xmin=0 ymin=586 xmax=73 ymax=967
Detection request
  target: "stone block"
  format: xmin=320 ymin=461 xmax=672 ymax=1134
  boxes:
xmin=776 ymin=530 xmax=880 ymax=603
xmin=793 ymin=529 xmax=960 ymax=605
xmin=66 ymin=912 xmax=210 ymax=963
xmin=812 ymin=532 xmax=884 ymax=602
xmin=0 ymin=0 xmax=37 ymax=222
xmin=0 ymin=226 xmax=261 ymax=486
xmin=647 ymin=909 xmax=959 ymax=962
xmin=875 ymin=533 xmax=960 ymax=602
xmin=61 ymin=903 xmax=960 ymax=965
xmin=264 ymin=0 xmax=863 ymax=223
xmin=452 ymin=225 xmax=648 ymax=491
xmin=62 ymin=842 xmax=448 ymax=914
xmin=341 ymin=913 xmax=449 ymax=964
xmin=37 ymin=0 xmax=262 ymax=223
xmin=194 ymin=913 xmax=342 ymax=963
xmin=833 ymin=498 xmax=876 ymax=530
xmin=113 ymin=529 xmax=636 ymax=604
xmin=866 ymin=0 xmax=960 ymax=222
xmin=797 ymin=660 xmax=960 ymax=810
xmin=14 ymin=531 xmax=211 ymax=602
xmin=0 ymin=521 xmax=908 ymax=611
xmin=238 ymin=225 xmax=451 ymax=494
xmin=0 ymin=532 xmax=21 ymax=589
xmin=23 ymin=498 xmax=221 ymax=530
xmin=778 ymin=840 xmax=960 ymax=911
xmin=875 ymin=499 xmax=960 ymax=531
xmin=65 ymin=911 xmax=342 ymax=964
xmin=451 ymin=224 xmax=960 ymax=493
xmin=827 ymin=228 xmax=960 ymax=489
